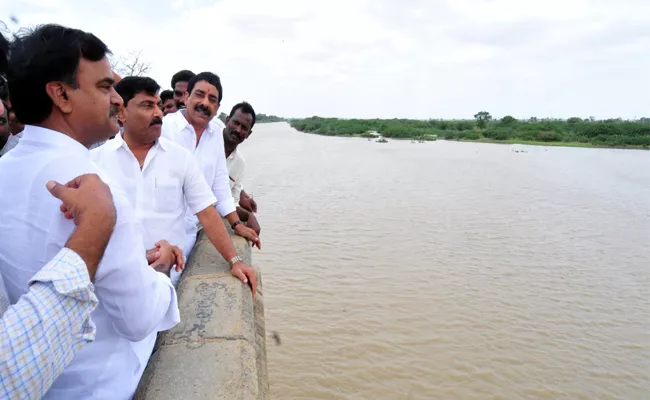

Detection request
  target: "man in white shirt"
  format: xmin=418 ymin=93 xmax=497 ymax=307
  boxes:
xmin=223 ymin=102 xmax=261 ymax=234
xmin=91 ymin=76 xmax=257 ymax=290
xmin=162 ymin=72 xmax=261 ymax=259
xmin=0 ymin=24 xmax=180 ymax=399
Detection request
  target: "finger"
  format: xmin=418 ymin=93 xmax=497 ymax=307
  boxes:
xmin=146 ymin=251 xmax=161 ymax=264
xmin=173 ymin=247 xmax=185 ymax=271
xmin=234 ymin=268 xmax=248 ymax=284
xmin=64 ymin=174 xmax=86 ymax=189
xmin=64 ymin=211 xmax=74 ymax=220
xmin=60 ymin=203 xmax=68 ymax=213
xmin=246 ymin=269 xmax=258 ymax=297
xmin=46 ymin=181 xmax=70 ymax=202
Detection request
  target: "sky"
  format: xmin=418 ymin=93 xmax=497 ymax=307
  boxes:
xmin=1 ymin=0 xmax=649 ymax=120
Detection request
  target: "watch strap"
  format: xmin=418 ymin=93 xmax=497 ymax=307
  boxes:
xmin=231 ymin=220 xmax=243 ymax=230
xmin=228 ymin=256 xmax=242 ymax=267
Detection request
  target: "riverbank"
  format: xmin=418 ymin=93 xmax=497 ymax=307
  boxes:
xmin=289 ymin=117 xmax=650 ymax=149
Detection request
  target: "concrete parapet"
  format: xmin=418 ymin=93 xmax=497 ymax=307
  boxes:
xmin=134 ymin=231 xmax=269 ymax=399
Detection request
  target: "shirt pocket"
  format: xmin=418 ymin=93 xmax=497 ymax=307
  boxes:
xmin=154 ymin=179 xmax=182 ymax=213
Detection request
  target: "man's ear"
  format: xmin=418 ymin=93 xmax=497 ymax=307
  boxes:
xmin=45 ymin=82 xmax=73 ymax=114
xmin=183 ymin=91 xmax=189 ymax=105
xmin=225 ymin=116 xmax=230 ymax=125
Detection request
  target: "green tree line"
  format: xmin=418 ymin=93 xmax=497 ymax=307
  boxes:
xmin=289 ymin=113 xmax=650 ymax=148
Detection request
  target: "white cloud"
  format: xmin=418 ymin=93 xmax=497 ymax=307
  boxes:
xmin=2 ymin=0 xmax=649 ymax=119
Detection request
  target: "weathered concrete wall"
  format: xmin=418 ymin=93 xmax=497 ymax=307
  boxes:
xmin=134 ymin=231 xmax=269 ymax=400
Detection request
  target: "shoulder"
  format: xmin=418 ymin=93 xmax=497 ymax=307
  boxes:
xmin=162 ymin=111 xmax=183 ymax=134
xmin=210 ymin=118 xmax=226 ymax=131
xmin=160 ymin=137 xmax=193 ymax=159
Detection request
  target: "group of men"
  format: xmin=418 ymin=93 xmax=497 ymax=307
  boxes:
xmin=0 ymin=23 xmax=262 ymax=399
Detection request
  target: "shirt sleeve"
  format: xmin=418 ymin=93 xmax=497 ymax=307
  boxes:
xmin=0 ymin=248 xmax=98 ymax=400
xmin=211 ymin=127 xmax=237 ymax=216
xmin=184 ymin=151 xmax=217 ymax=215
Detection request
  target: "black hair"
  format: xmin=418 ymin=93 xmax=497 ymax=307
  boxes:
xmin=114 ymin=76 xmax=160 ymax=107
xmin=229 ymin=102 xmax=256 ymax=127
xmin=170 ymin=69 xmax=195 ymax=89
xmin=160 ymin=89 xmax=174 ymax=103
xmin=187 ymin=72 xmax=223 ymax=103
xmin=0 ymin=27 xmax=8 ymax=76
xmin=0 ymin=28 xmax=8 ymax=102
xmin=7 ymin=24 xmax=110 ymax=125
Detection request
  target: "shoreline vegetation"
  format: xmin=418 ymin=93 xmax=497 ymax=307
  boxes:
xmin=288 ymin=114 xmax=650 ymax=150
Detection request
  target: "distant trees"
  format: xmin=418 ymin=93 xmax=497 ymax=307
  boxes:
xmin=110 ymin=50 xmax=151 ymax=77
xmin=474 ymin=111 xmax=492 ymax=129
xmin=218 ymin=112 xmax=227 ymax=124
xmin=500 ymin=115 xmax=517 ymax=125
xmin=256 ymin=114 xmax=285 ymax=123
xmin=289 ymin=116 xmax=650 ymax=148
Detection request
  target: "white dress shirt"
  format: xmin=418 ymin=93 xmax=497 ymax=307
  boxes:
xmin=226 ymin=148 xmax=246 ymax=204
xmin=161 ymin=110 xmax=235 ymax=218
xmin=91 ymin=134 xmax=216 ymax=251
xmin=0 ymin=126 xmax=180 ymax=400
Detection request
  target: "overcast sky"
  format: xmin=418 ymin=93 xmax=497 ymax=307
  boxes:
xmin=2 ymin=0 xmax=649 ymax=119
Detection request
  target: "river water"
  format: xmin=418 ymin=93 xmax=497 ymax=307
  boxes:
xmin=243 ymin=123 xmax=650 ymax=400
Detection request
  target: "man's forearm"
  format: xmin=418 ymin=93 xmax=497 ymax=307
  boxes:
xmin=224 ymin=210 xmax=241 ymax=226
xmin=197 ymin=206 xmax=238 ymax=261
xmin=0 ymin=249 xmax=98 ymax=400
xmin=236 ymin=207 xmax=250 ymax=222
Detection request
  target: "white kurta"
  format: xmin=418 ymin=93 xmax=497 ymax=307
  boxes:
xmin=0 ymin=126 xmax=180 ymax=400
xmin=161 ymin=111 xmax=235 ymax=257
xmin=226 ymin=148 xmax=246 ymax=205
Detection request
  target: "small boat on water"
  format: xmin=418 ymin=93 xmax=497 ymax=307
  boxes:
xmin=376 ymin=138 xmax=388 ymax=143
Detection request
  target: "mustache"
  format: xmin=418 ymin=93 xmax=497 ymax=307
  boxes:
xmin=194 ymin=104 xmax=211 ymax=117
xmin=149 ymin=117 xmax=163 ymax=126
xmin=109 ymin=105 xmax=119 ymax=117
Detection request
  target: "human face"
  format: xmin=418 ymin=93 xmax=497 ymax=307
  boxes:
xmin=5 ymin=98 xmax=24 ymax=135
xmin=162 ymin=98 xmax=177 ymax=116
xmin=0 ymin=108 xmax=9 ymax=138
xmin=173 ymin=81 xmax=188 ymax=108
xmin=65 ymin=57 xmax=123 ymax=146
xmin=223 ymin=108 xmax=253 ymax=147
xmin=184 ymin=80 xmax=220 ymax=128
xmin=121 ymin=91 xmax=163 ymax=145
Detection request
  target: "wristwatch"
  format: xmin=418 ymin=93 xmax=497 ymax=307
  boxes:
xmin=231 ymin=220 xmax=243 ymax=230
xmin=228 ymin=255 xmax=243 ymax=267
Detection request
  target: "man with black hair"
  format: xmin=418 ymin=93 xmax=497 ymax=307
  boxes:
xmin=224 ymin=102 xmax=261 ymax=234
xmin=170 ymin=69 xmax=194 ymax=109
xmin=160 ymin=89 xmax=177 ymax=115
xmin=92 ymin=76 xmax=258 ymax=290
xmin=91 ymin=75 xmax=257 ymax=382
xmin=0 ymin=24 xmax=180 ymax=399
xmin=162 ymin=72 xmax=261 ymax=260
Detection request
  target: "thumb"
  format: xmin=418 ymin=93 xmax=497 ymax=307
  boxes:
xmin=46 ymin=180 xmax=68 ymax=201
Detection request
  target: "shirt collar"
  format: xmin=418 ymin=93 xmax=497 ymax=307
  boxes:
xmin=227 ymin=148 xmax=238 ymax=161
xmin=107 ymin=132 xmax=168 ymax=152
xmin=172 ymin=109 xmax=220 ymax=137
xmin=20 ymin=125 xmax=89 ymax=157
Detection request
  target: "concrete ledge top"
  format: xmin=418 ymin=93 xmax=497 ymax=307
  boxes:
xmin=134 ymin=231 xmax=269 ymax=400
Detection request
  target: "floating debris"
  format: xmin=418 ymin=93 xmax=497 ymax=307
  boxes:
xmin=271 ymin=331 xmax=281 ymax=345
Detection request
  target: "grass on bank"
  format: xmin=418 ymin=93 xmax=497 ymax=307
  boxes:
xmin=289 ymin=116 xmax=650 ymax=149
